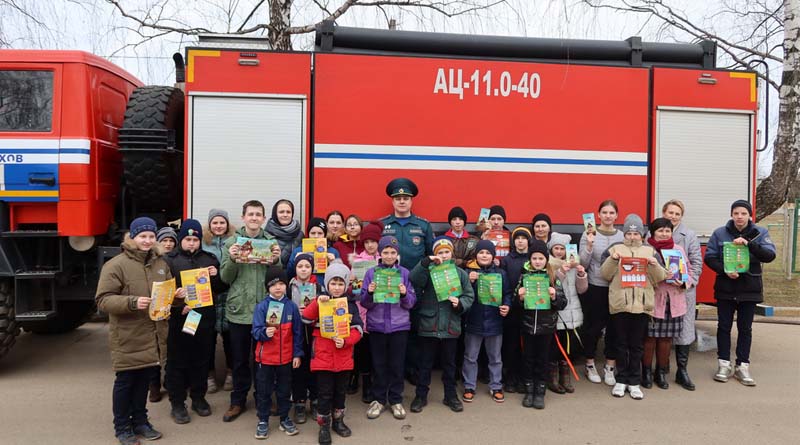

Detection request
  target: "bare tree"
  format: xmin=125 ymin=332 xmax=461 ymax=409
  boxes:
xmin=581 ymin=0 xmax=798 ymax=221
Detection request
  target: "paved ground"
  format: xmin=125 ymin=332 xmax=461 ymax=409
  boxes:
xmin=1 ymin=320 xmax=798 ymax=445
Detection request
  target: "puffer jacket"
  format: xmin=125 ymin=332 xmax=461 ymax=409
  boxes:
xmin=360 ymin=262 xmax=417 ymax=333
xmin=301 ymin=294 xmax=363 ymax=372
xmin=464 ymin=262 xmax=512 ymax=337
xmin=444 ymin=229 xmax=480 ymax=268
xmin=165 ymin=247 xmax=226 ymax=331
xmin=704 ymin=220 xmax=776 ymax=303
xmin=410 ymin=257 xmax=474 ymax=339
xmin=515 ymin=264 xmax=567 ymax=336
xmin=551 ymin=258 xmax=587 ymax=330
xmin=600 ymin=240 xmax=670 ymax=316
xmin=95 ymin=239 xmax=171 ymax=372
xmin=652 ymin=245 xmax=693 ymax=319
xmin=579 ymin=228 xmax=625 ymax=286
xmin=220 ymin=227 xmax=281 ymax=325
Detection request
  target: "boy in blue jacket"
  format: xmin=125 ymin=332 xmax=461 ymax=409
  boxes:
xmin=252 ymin=269 xmax=304 ymax=440
xmin=463 ymin=240 xmax=512 ymax=403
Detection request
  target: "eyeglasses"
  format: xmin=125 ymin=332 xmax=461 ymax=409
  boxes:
xmin=346 ymin=223 xmax=361 ymax=228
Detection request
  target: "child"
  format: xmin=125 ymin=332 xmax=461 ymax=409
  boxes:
xmin=288 ymin=253 xmax=324 ymax=424
xmin=252 ymin=269 xmax=303 ymax=439
xmin=157 ymin=226 xmax=177 ymax=253
xmin=96 ymin=216 xmax=186 ymax=445
xmin=409 ymin=237 xmax=474 ymax=413
xmin=302 ymin=262 xmax=363 ymax=445
xmin=286 ymin=217 xmax=341 ymax=282
xmin=443 ymin=206 xmax=479 ymax=268
xmin=360 ymin=236 xmax=416 ymax=419
xmin=163 ymin=220 xmax=225 ymax=424
xmin=547 ymin=232 xmax=587 ymax=394
xmin=643 ymin=218 xmax=693 ymax=390
xmin=499 ymin=226 xmax=531 ymax=393
xmin=600 ymin=214 xmax=669 ymax=400
xmin=463 ymin=240 xmax=511 ymax=403
xmin=348 ymin=222 xmax=383 ymax=402
xmin=515 ymin=240 xmax=567 ymax=409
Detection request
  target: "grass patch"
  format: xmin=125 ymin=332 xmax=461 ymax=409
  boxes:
xmin=760 ymin=211 xmax=800 ymax=307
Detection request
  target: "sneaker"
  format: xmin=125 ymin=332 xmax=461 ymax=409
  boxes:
xmin=714 ymin=359 xmax=733 ymax=383
xmin=279 ymin=417 xmax=299 ymax=436
xmin=462 ymin=389 xmax=475 ymax=403
xmin=207 ymin=376 xmax=218 ymax=394
xmin=116 ymin=430 xmax=141 ymax=445
xmin=585 ymin=364 xmax=602 ymax=384
xmin=223 ymin=372 xmax=234 ymax=391
xmin=170 ymin=404 xmax=191 ymax=424
xmin=611 ymin=383 xmax=626 ymax=398
xmin=734 ymin=363 xmax=756 ymax=386
xmin=628 ymin=385 xmax=644 ymax=400
xmin=490 ymin=389 xmax=505 ymax=403
xmin=603 ymin=364 xmax=616 ymax=386
xmin=254 ymin=421 xmax=269 ymax=440
xmin=132 ymin=423 xmax=162 ymax=441
xmin=390 ymin=403 xmax=407 ymax=419
xmin=366 ymin=400 xmax=384 ymax=419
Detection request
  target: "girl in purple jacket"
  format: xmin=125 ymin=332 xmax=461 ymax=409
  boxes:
xmin=360 ymin=236 xmax=416 ymax=421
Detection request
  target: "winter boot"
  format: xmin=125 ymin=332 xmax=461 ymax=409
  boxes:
xmin=558 ymin=361 xmax=574 ymax=393
xmin=532 ymin=382 xmax=546 ymax=409
xmin=294 ymin=402 xmax=307 ymax=424
xmin=654 ymin=366 xmax=670 ymax=389
xmin=546 ymin=363 xmax=565 ymax=394
xmin=317 ymin=414 xmax=332 ymax=445
xmin=331 ymin=409 xmax=352 ymax=437
xmin=522 ymin=382 xmax=535 ymax=408
xmin=674 ymin=345 xmax=696 ymax=391
xmin=641 ymin=364 xmax=654 ymax=389
xmin=361 ymin=373 xmax=372 ymax=404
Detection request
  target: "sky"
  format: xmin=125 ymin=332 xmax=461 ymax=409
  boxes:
xmin=0 ymin=0 xmax=782 ymax=175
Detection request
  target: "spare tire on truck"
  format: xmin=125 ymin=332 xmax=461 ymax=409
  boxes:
xmin=119 ymin=86 xmax=184 ymax=222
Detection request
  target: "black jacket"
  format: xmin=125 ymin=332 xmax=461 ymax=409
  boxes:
xmin=515 ymin=267 xmax=567 ymax=336
xmin=500 ymin=249 xmax=529 ymax=311
xmin=166 ymin=247 xmax=226 ymax=330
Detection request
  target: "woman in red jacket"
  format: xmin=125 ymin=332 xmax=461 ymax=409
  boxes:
xmin=302 ymin=262 xmax=363 ymax=445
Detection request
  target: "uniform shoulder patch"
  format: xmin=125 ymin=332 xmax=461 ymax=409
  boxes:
xmin=413 ymin=215 xmax=430 ymax=223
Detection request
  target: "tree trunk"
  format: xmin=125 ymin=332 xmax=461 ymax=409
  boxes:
xmin=756 ymin=0 xmax=800 ymax=221
xmin=269 ymin=0 xmax=293 ymax=50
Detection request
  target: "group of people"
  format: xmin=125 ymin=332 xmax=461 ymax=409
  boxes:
xmin=96 ymin=177 xmax=776 ymax=445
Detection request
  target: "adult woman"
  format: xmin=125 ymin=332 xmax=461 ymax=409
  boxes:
xmin=333 ymin=214 xmax=365 ymax=268
xmin=531 ymin=213 xmax=552 ymax=243
xmin=661 ymin=199 xmax=703 ymax=390
xmin=326 ymin=211 xmax=345 ymax=247
xmin=202 ymin=209 xmax=235 ymax=393
xmin=265 ymin=199 xmax=304 ymax=266
xmin=578 ymin=200 xmax=624 ymax=386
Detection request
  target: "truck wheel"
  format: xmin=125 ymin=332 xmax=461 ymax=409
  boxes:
xmin=0 ymin=280 xmax=20 ymax=360
xmin=26 ymin=301 xmax=95 ymax=335
xmin=120 ymin=86 xmax=184 ymax=220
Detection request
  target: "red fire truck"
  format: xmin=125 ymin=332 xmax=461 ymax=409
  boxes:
xmin=0 ymin=23 xmax=758 ymax=359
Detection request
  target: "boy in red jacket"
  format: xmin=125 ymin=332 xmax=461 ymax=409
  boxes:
xmin=302 ymin=262 xmax=363 ymax=445
xmin=252 ymin=269 xmax=304 ymax=440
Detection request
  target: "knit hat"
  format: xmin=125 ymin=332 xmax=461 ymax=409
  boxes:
xmin=529 ymin=239 xmax=549 ymax=260
xmin=531 ymin=213 xmax=552 ymax=229
xmin=207 ymin=208 xmax=230 ymax=227
xmin=178 ymin=219 xmax=203 ymax=241
xmin=266 ymin=267 xmax=288 ymax=290
xmin=129 ymin=217 xmax=157 ymax=238
xmin=648 ymin=217 xmax=673 ymax=236
xmin=547 ymin=232 xmax=571 ymax=251
xmin=378 ymin=235 xmax=399 ymax=252
xmin=156 ymin=227 xmax=177 ymax=243
xmin=432 ymin=236 xmax=454 ymax=255
xmin=511 ymin=226 xmax=532 ymax=241
xmin=324 ymin=261 xmax=351 ymax=289
xmin=448 ymin=206 xmax=468 ymax=223
xmin=295 ymin=253 xmax=313 ymax=268
xmin=623 ymin=214 xmax=646 ymax=236
xmin=475 ymin=239 xmax=496 ymax=258
xmin=730 ymin=199 xmax=753 ymax=216
xmin=489 ymin=205 xmax=506 ymax=221
xmin=306 ymin=217 xmax=327 ymax=235
xmin=361 ymin=223 xmax=383 ymax=243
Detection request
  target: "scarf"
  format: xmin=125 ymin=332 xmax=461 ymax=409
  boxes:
xmin=647 ymin=236 xmax=674 ymax=254
xmin=265 ymin=218 xmax=301 ymax=241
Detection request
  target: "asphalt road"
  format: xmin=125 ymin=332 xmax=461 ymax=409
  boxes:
xmin=1 ymin=320 xmax=798 ymax=444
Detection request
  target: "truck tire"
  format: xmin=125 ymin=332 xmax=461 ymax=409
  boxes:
xmin=121 ymin=86 xmax=184 ymax=219
xmin=26 ymin=301 xmax=95 ymax=335
xmin=0 ymin=280 xmax=20 ymax=360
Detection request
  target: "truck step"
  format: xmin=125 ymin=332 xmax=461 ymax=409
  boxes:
xmin=15 ymin=270 xmax=58 ymax=280
xmin=15 ymin=310 xmax=57 ymax=321
xmin=1 ymin=230 xmax=59 ymax=238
